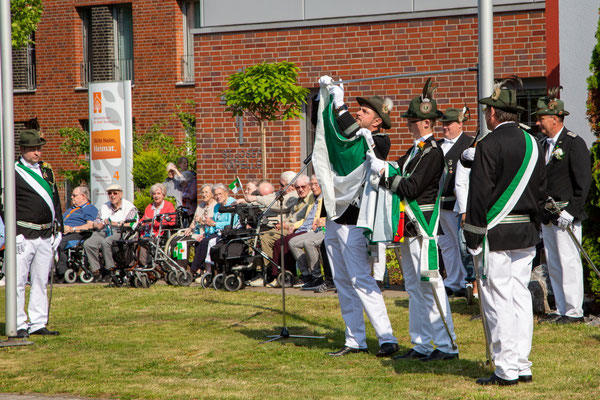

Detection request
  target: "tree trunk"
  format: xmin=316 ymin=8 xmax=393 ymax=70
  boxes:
xmin=261 ymin=121 xmax=267 ymax=180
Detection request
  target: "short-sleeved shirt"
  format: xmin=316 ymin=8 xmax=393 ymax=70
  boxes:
xmin=63 ymin=203 xmax=99 ymax=227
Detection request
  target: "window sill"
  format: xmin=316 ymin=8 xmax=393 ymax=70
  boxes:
xmin=14 ymin=89 xmax=36 ymax=94
xmin=176 ymin=81 xmax=195 ymax=87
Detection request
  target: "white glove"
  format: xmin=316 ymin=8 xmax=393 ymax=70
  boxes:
xmin=462 ymin=147 xmax=476 ymax=161
xmin=356 ymin=128 xmax=375 ymax=148
xmin=366 ymin=151 xmax=386 ymax=177
xmin=328 ymin=84 xmax=344 ymax=109
xmin=557 ymin=210 xmax=574 ymax=230
xmin=51 ymin=232 xmax=62 ymax=253
xmin=467 ymin=245 xmax=482 ymax=256
xmin=318 ymin=75 xmax=333 ymax=86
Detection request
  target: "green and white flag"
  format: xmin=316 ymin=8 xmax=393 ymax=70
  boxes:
xmin=228 ymin=177 xmax=242 ymax=194
xmin=312 ymin=86 xmax=401 ymax=242
xmin=173 ymin=241 xmax=187 ymax=260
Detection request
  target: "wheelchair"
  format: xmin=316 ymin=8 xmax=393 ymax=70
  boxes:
xmin=200 ymin=203 xmax=266 ymax=291
xmin=63 ymin=230 xmax=95 ymax=283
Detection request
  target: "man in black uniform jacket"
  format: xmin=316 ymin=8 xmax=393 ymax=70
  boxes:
xmin=535 ymin=87 xmax=591 ymax=324
xmin=317 ymin=75 xmax=399 ymax=358
xmin=373 ymin=79 xmax=459 ymax=362
xmin=14 ymin=129 xmax=63 ymax=338
xmin=437 ymin=108 xmax=474 ymax=297
xmin=464 ymin=78 xmax=546 ymax=385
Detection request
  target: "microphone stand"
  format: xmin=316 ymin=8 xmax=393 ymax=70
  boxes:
xmin=261 ymin=153 xmax=324 ymax=343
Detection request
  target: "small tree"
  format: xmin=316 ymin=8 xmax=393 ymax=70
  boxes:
xmin=583 ymin=8 xmax=600 ymax=298
xmin=222 ymin=62 xmax=309 ymax=179
xmin=11 ymin=0 xmax=43 ymax=49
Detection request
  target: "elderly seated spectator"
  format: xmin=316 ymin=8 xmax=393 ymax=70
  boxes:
xmin=288 ymin=175 xmax=326 ymax=290
xmin=55 ymin=186 xmax=99 ymax=282
xmin=138 ymin=183 xmax=176 ymax=266
xmin=190 ymin=184 xmax=239 ymax=278
xmin=244 ymin=180 xmax=260 ymax=197
xmin=83 ymin=184 xmax=138 ymax=281
xmin=184 ymin=184 xmax=216 ymax=239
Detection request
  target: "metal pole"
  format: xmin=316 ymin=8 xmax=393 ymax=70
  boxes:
xmin=335 ymin=67 xmax=478 ymax=85
xmin=1 ymin=0 xmax=18 ymax=338
xmin=478 ymin=0 xmax=494 ymax=138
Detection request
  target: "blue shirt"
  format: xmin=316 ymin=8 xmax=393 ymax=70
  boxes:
xmin=212 ymin=197 xmax=239 ymax=233
xmin=62 ymin=203 xmax=99 ymax=227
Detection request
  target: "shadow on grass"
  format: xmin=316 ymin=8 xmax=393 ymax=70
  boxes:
xmin=381 ymin=355 xmax=492 ymax=380
xmin=393 ymin=297 xmax=481 ymax=318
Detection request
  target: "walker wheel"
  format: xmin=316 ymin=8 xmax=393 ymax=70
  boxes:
xmin=140 ymin=273 xmax=151 ymax=289
xmin=64 ymin=269 xmax=77 ymax=284
xmin=177 ymin=270 xmax=193 ymax=286
xmin=200 ymin=272 xmax=213 ymax=289
xmin=224 ymin=274 xmax=243 ymax=291
xmin=166 ymin=270 xmax=179 ymax=286
xmin=79 ymin=270 xmax=94 ymax=283
xmin=212 ymin=273 xmax=225 ymax=290
xmin=277 ymin=270 xmax=295 ymax=288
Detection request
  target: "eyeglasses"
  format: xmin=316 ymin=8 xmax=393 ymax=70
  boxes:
xmin=295 ymin=185 xmax=308 ymax=190
xmin=107 ymin=191 xmax=120 ymax=195
xmin=71 ymin=193 xmax=81 ymax=198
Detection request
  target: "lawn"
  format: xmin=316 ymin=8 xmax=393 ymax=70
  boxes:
xmin=1 ymin=284 xmax=599 ymax=400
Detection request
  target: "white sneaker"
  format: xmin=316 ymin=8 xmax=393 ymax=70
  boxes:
xmin=0 ymin=276 xmax=5 ymax=286
xmin=266 ymin=279 xmax=281 ymax=288
xmin=249 ymin=277 xmax=264 ymax=287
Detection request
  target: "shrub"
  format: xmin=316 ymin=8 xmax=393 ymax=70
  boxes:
xmin=132 ymin=150 xmax=167 ymax=190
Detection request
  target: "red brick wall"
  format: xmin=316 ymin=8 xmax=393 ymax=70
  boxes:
xmin=195 ymin=10 xmax=546 ymax=187
xmin=12 ymin=0 xmax=195 ymax=196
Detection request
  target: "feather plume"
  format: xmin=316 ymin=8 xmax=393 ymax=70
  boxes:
xmin=495 ymin=75 xmax=523 ymax=91
xmin=547 ymin=86 xmax=563 ymax=100
xmin=421 ymin=78 xmax=437 ymax=101
xmin=382 ymin=97 xmax=394 ymax=114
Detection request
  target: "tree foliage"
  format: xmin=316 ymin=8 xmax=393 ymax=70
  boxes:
xmin=58 ymin=127 xmax=90 ymax=186
xmin=132 ymin=150 xmax=167 ymax=190
xmin=583 ymin=9 xmax=600 ymax=298
xmin=222 ymin=61 xmax=309 ymax=178
xmin=11 ymin=0 xmax=43 ymax=49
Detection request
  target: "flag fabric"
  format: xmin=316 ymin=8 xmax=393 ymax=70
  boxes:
xmin=228 ymin=177 xmax=242 ymax=194
xmin=173 ymin=241 xmax=187 ymax=260
xmin=312 ymin=86 xmax=402 ymax=242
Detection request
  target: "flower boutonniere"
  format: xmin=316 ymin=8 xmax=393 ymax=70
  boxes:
xmin=417 ymin=141 xmax=426 ymax=151
xmin=552 ymin=146 xmax=564 ymax=161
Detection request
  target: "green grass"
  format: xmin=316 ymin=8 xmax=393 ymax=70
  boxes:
xmin=1 ymin=285 xmax=599 ymax=399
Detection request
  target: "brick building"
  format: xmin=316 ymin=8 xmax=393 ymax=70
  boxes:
xmin=12 ymin=0 xmax=585 ymax=201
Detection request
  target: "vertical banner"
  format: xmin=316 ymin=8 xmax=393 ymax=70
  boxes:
xmin=88 ymin=81 xmax=134 ymax=209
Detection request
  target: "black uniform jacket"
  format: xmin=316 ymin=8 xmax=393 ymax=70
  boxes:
xmin=332 ymin=110 xmax=391 ymax=225
xmin=380 ymin=136 xmax=444 ymax=237
xmin=437 ymin=133 xmax=474 ymax=210
xmin=541 ymin=127 xmax=591 ymax=224
xmin=16 ymin=159 xmax=63 ymax=239
xmin=464 ymin=122 xmax=546 ymax=251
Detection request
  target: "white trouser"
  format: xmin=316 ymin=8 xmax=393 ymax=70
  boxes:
xmin=204 ymin=236 xmax=219 ymax=264
xmin=480 ymin=247 xmax=534 ymax=380
xmin=16 ymin=235 xmax=53 ymax=332
xmin=438 ymin=209 xmax=466 ymax=291
xmin=325 ymin=220 xmax=397 ymax=349
xmin=400 ymin=236 xmax=458 ymax=355
xmin=542 ymin=222 xmax=584 ymax=317
xmin=372 ymin=242 xmax=387 ymax=281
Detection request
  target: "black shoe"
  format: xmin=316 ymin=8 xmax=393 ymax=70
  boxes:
xmin=453 ymin=288 xmax=467 ymax=298
xmin=327 ymin=346 xmax=368 ymax=357
xmin=518 ymin=375 xmax=533 ymax=383
xmin=314 ymin=282 xmax=336 ymax=293
xmin=539 ymin=313 xmax=561 ymax=323
xmin=301 ymin=277 xmax=324 ymax=291
xmin=29 ymin=327 xmax=60 ymax=336
xmin=15 ymin=329 xmax=29 ymax=338
xmin=556 ymin=315 xmax=584 ymax=324
xmin=376 ymin=342 xmax=400 ymax=357
xmin=445 ymin=286 xmax=454 ymax=296
xmin=376 ymin=280 xmax=385 ymax=292
xmin=476 ymin=373 xmax=518 ymax=386
xmin=420 ymin=349 xmax=459 ymax=362
xmin=393 ymin=348 xmax=428 ymax=360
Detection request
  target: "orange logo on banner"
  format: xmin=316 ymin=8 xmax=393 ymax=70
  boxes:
xmin=91 ymin=129 xmax=121 ymax=160
xmin=93 ymin=92 xmax=102 ymax=113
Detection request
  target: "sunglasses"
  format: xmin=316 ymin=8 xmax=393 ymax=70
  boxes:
xmin=107 ymin=191 xmax=120 ymax=195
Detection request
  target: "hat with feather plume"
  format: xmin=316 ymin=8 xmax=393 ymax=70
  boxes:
xmin=402 ymin=78 xmax=444 ymax=120
xmin=532 ymin=86 xmax=569 ymax=116
xmin=479 ymin=75 xmax=525 ymax=113
xmin=356 ymin=95 xmax=394 ymax=129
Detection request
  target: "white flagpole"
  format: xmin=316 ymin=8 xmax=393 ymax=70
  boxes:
xmin=1 ymin=0 xmax=18 ymax=339
xmin=478 ymin=0 xmax=494 ymax=137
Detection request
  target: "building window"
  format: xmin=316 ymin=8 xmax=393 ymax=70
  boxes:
xmin=78 ymin=4 xmax=134 ymax=87
xmin=13 ymin=36 xmax=36 ymax=91
xmin=180 ymin=1 xmax=198 ymax=83
xmin=517 ymin=77 xmax=546 ymax=132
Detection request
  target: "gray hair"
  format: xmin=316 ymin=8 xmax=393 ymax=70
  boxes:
xmin=280 ymin=171 xmax=296 ymax=185
xmin=295 ymin=174 xmax=310 ymax=186
xmin=150 ymin=182 xmax=167 ymax=196
xmin=200 ymin=183 xmax=213 ymax=192
xmin=74 ymin=186 xmax=90 ymax=201
xmin=212 ymin=183 xmax=228 ymax=194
